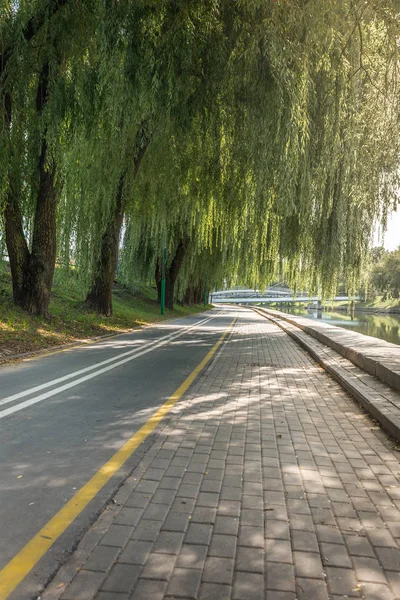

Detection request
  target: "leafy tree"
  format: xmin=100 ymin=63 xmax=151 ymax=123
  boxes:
xmin=1 ymin=0 xmax=94 ymax=316
xmin=370 ymin=247 xmax=400 ymax=300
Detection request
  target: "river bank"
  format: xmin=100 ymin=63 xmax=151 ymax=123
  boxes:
xmin=267 ymin=304 xmax=400 ymax=346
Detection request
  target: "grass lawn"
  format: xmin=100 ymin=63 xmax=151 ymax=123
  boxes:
xmin=0 ymin=264 xmax=209 ymax=359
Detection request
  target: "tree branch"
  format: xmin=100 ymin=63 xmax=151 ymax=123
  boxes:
xmin=0 ymin=0 xmax=69 ymax=80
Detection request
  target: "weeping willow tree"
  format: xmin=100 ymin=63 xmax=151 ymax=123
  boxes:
xmin=116 ymin=0 xmax=400 ymax=306
xmin=56 ymin=0 xmax=229 ymax=314
xmin=0 ymin=0 xmax=95 ymax=315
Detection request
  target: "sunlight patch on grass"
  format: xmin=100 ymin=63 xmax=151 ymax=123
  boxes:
xmin=0 ymin=263 xmax=210 ymax=359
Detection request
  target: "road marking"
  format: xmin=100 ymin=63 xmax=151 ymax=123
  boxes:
xmin=0 ymin=316 xmax=236 ymax=600
xmin=0 ymin=315 xmax=216 ymax=405
xmin=0 ymin=316 xmax=215 ymax=419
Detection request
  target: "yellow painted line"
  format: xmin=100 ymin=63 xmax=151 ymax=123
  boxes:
xmin=0 ymin=316 xmax=236 ymax=600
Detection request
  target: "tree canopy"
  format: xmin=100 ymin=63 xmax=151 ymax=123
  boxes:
xmin=1 ymin=0 xmax=400 ymax=314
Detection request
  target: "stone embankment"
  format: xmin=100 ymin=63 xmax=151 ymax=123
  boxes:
xmin=254 ymin=307 xmax=400 ymax=443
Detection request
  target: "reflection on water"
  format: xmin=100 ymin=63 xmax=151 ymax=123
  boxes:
xmin=267 ymin=306 xmax=400 ymax=346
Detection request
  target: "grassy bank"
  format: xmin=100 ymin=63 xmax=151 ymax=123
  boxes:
xmin=0 ymin=264 xmax=209 ymax=360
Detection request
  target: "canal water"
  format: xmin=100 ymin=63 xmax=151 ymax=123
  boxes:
xmin=267 ymin=306 xmax=400 ymax=346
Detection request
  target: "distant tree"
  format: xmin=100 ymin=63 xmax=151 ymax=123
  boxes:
xmin=370 ymin=248 xmax=400 ymax=300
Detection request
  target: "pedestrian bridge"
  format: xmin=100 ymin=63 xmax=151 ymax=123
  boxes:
xmin=211 ymin=288 xmax=355 ymax=304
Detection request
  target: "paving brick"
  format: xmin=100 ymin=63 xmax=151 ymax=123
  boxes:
xmin=325 ymin=567 xmax=359 ymax=597
xmin=316 ymin=525 xmax=343 ymax=544
xmin=242 ymin=495 xmax=263 ymax=510
xmin=119 ymin=540 xmax=152 ymax=565
xmin=152 ymin=488 xmax=176 ymax=505
xmin=125 ymin=491 xmax=151 ymax=510
xmin=130 ymin=579 xmax=167 ymax=600
xmin=171 ymin=497 xmax=197 ymax=514
xmin=296 ymin=578 xmax=329 ymax=600
xmin=191 ymin=506 xmax=217 ymax=524
xmin=218 ymin=500 xmax=241 ymax=517
xmin=135 ymin=480 xmax=158 ymax=494
xmin=291 ymin=529 xmax=319 ymax=553
xmin=84 ymin=546 xmax=119 ymax=572
xmin=100 ymin=525 xmax=133 ymax=548
xmin=197 ymin=492 xmax=220 ymax=507
xmin=375 ymin=547 xmax=400 ymax=571
xmin=131 ymin=520 xmax=162 ymax=542
xmin=199 ymin=583 xmax=232 ymax=600
xmin=201 ymin=479 xmax=223 ymax=493
xmin=185 ymin=522 xmax=213 ymax=545
xmin=203 ymin=557 xmax=234 ymax=585
xmin=353 ymin=556 xmax=388 ymax=584
xmin=143 ymin=467 xmax=165 ymax=481
xmin=176 ymin=544 xmax=208 ymax=570
xmin=236 ymin=546 xmax=264 ymax=574
xmin=142 ymin=502 xmax=170 ymax=521
xmin=214 ymin=515 xmax=239 ymax=535
xmin=114 ymin=507 xmax=143 ymax=527
xmin=233 ymin=571 xmax=264 ymax=600
xmin=166 ymin=567 xmax=202 ymax=599
xmin=294 ymin=551 xmax=324 ymax=579
xmin=209 ymin=534 xmax=237 ymax=558
xmin=141 ymin=552 xmax=176 ymax=580
xmin=386 ymin=571 xmax=400 ymax=597
xmin=266 ymin=520 xmax=290 ymax=540
xmin=266 ymin=562 xmax=295 ymax=591
xmin=162 ymin=512 xmax=190 ymax=532
xmin=239 ymin=526 xmax=264 ymax=548
xmin=101 ymin=564 xmax=141 ymax=593
xmin=321 ymin=542 xmax=352 ymax=567
xmin=61 ymin=571 xmax=105 ymax=600
xmin=345 ymin=534 xmax=375 ymax=557
xmin=176 ymin=484 xmax=201 ymax=498
xmin=153 ymin=530 xmax=185 ymax=554
xmin=220 ymin=486 xmax=242 ymax=501
xmin=360 ymin=583 xmax=393 ymax=600
xmin=366 ymin=529 xmax=398 ymax=548
xmin=288 ymin=514 xmax=314 ymax=531
xmin=266 ymin=539 xmax=292 ymax=564
xmin=240 ymin=509 xmax=262 ymax=528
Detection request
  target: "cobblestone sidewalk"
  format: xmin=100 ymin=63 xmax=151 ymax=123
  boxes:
xmin=45 ymin=308 xmax=400 ymax=600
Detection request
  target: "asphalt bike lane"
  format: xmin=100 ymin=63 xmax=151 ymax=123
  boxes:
xmin=0 ymin=311 xmax=221 ymax=408
xmin=0 ymin=308 xmax=235 ymax=600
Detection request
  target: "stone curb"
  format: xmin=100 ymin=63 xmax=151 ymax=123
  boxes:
xmin=254 ymin=307 xmax=400 ymax=444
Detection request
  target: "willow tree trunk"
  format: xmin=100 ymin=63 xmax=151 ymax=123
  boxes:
xmin=86 ymin=138 xmax=148 ymax=316
xmin=155 ymin=238 xmax=189 ymax=311
xmin=4 ymin=63 xmax=58 ymax=317
xmin=20 ymin=136 xmax=58 ymax=315
xmin=183 ymin=286 xmax=194 ymax=306
xmin=194 ymin=284 xmax=203 ymax=304
xmin=85 ymin=176 xmax=124 ymax=316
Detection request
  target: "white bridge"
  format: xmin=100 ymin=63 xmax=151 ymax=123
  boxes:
xmin=211 ymin=288 xmax=356 ymax=304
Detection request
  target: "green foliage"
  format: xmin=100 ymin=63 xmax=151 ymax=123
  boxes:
xmin=2 ymin=0 xmax=400 ymax=305
xmin=370 ymin=247 xmax=400 ymax=300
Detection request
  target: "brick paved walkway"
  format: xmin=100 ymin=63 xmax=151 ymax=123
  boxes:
xmin=48 ymin=308 xmax=400 ymax=600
